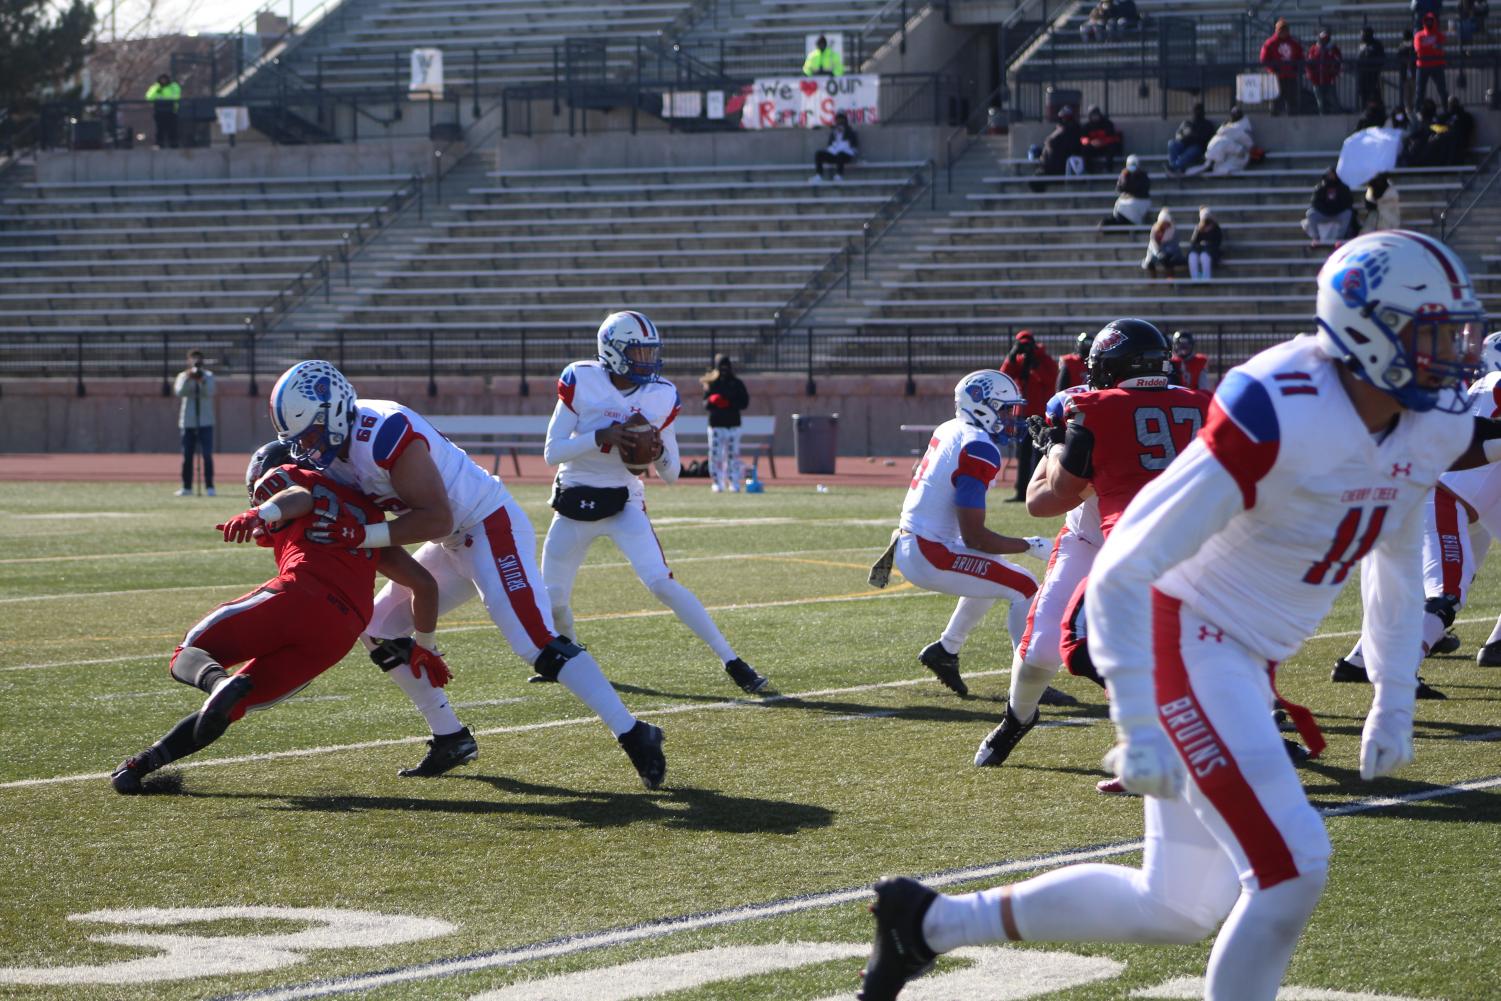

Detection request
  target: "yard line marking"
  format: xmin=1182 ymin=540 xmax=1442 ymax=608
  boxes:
xmin=217 ymin=775 xmax=1501 ymax=1001
xmin=0 ymin=583 xmax=926 ymax=672
xmin=1304 ymin=615 xmax=1494 ymax=643
xmin=91 ymin=689 xmax=178 ymax=701
xmin=0 ymin=548 xmax=244 ymax=565
xmin=0 ymin=663 xmax=1010 ymax=790
xmin=0 ymin=546 xmax=886 ymax=604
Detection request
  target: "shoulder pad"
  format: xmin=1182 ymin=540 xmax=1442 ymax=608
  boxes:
xmin=369 ymin=410 xmax=423 ymax=469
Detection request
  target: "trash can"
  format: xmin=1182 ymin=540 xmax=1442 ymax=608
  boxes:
xmin=793 ymin=413 xmax=839 ymax=475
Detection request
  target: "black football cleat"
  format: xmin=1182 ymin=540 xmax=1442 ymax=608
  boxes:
xmin=398 ymin=726 xmax=478 ymax=777
xmin=725 ymin=658 xmax=769 ymax=695
xmin=1283 ymin=739 xmax=1312 ymax=765
xmin=918 ymin=641 xmax=967 ymax=697
xmin=1036 ymin=686 xmax=1080 ymax=707
xmin=1415 ymin=677 xmax=1447 ymax=700
xmin=618 ymin=720 xmax=666 ymax=790
xmin=973 ymin=704 xmax=1039 ymax=767
xmin=1330 ymin=657 xmax=1369 ymax=684
xmin=1428 ymin=631 xmax=1461 ymax=656
xmin=194 ymin=674 xmax=254 ymax=745
xmin=859 ymin=876 xmax=938 ymax=1001
xmin=1273 ymin=708 xmax=1298 ymax=733
xmin=1478 ymin=641 xmax=1501 ymax=666
xmin=110 ymin=749 xmax=161 ymax=795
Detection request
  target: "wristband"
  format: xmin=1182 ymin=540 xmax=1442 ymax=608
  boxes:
xmin=256 ymin=500 xmax=284 ymax=524
xmin=362 ymin=521 xmax=393 ymax=548
xmin=413 ymin=630 xmax=438 ymax=651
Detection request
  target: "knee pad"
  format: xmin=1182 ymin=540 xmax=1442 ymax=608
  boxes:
xmin=531 ymin=636 xmax=583 ymax=681
xmin=1424 ymin=594 xmax=1460 ymax=628
xmin=368 ymin=637 xmax=414 ymax=673
xmin=169 ymin=646 xmax=226 ymax=692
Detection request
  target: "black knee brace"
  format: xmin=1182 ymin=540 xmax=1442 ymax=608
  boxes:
xmin=169 ymin=646 xmax=227 ymax=692
xmin=1424 ymin=594 xmax=1460 ymax=629
xmin=369 ymin=637 xmax=414 ymax=673
xmin=531 ymin=636 xmax=584 ymax=681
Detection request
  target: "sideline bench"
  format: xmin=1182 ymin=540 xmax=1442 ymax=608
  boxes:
xmin=426 ymin=414 xmax=778 ymax=478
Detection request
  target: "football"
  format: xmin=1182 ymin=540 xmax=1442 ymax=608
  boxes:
xmin=618 ymin=413 xmax=659 ymax=472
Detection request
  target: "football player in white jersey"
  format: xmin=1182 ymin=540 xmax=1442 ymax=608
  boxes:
xmin=1335 ymin=330 xmax=1501 ymax=681
xmin=268 ymin=360 xmax=668 ymax=790
xmin=858 ymin=230 xmax=1483 ymax=1001
xmin=874 ymin=370 xmax=1049 ymax=697
xmin=539 ymin=311 xmax=768 ymax=694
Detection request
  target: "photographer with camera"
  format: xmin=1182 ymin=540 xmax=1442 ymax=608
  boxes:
xmin=173 ymin=349 xmax=216 ymax=496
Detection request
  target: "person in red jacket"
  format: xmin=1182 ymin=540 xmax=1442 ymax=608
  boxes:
xmin=1260 ymin=19 xmax=1304 ymax=116
xmin=999 ymin=330 xmax=1060 ymax=501
xmin=1306 ymin=28 xmax=1343 ymax=114
xmin=1415 ymin=12 xmax=1449 ymax=104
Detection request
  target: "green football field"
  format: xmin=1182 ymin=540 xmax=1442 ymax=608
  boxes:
xmin=1 ymin=481 xmax=1498 ymax=1001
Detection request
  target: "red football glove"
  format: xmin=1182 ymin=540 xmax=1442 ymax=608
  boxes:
xmin=708 ymin=393 xmax=730 ymax=409
xmin=306 ymin=512 xmax=367 ymax=548
xmin=217 ymin=509 xmax=266 ymax=544
xmin=409 ymin=643 xmax=452 ymax=687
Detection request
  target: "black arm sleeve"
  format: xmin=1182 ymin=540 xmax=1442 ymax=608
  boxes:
xmin=1057 ymin=419 xmax=1096 ymax=479
xmin=728 ymin=376 xmax=750 ymax=410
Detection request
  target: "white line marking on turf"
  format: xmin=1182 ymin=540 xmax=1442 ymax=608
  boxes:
xmin=6 ymin=512 xmax=137 ymax=520
xmin=0 ymin=583 xmax=244 ymax=605
xmin=0 ymin=665 xmax=1009 ymax=790
xmin=453 ymin=698 xmax=529 ymax=709
xmin=0 ymin=654 xmax=164 ymax=673
xmin=0 ymin=548 xmax=243 ymax=565
xmin=91 ymin=689 xmax=178 ymax=701
xmin=1303 ymin=615 xmax=1495 ymax=642
xmin=217 ymin=775 xmax=1501 ymax=1001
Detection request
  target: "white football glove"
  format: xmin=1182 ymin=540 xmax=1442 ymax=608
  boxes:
xmin=1359 ymin=706 xmax=1414 ymax=780
xmin=1023 ymin=535 xmax=1052 ymax=562
xmin=1103 ymin=722 xmax=1186 ymax=799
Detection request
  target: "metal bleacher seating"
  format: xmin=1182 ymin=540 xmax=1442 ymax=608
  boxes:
xmin=307 ymin=160 xmax=928 ymax=374
xmin=0 ymin=174 xmax=417 ymax=377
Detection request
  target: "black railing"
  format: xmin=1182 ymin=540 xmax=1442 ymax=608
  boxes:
xmin=1441 ymin=143 xmax=1501 ymax=239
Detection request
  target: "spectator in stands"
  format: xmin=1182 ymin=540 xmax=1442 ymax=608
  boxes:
xmin=1307 ymin=28 xmax=1344 ymax=114
xmin=173 ymin=349 xmax=215 ymax=496
xmin=1399 ymin=28 xmax=1416 ymax=111
xmin=1101 ymin=154 xmax=1151 ymax=229
xmin=1439 ymin=95 xmax=1476 ymax=160
xmin=1143 ymin=207 xmax=1185 ymax=279
xmin=1166 ymin=102 xmax=1214 ymax=174
xmin=145 ymin=73 xmax=182 ymax=149
xmin=1169 ymin=330 xmax=1211 ymax=390
xmin=810 ymin=112 xmax=859 ymax=183
xmin=1460 ymin=0 xmax=1489 ymax=39
xmin=1261 ymin=19 xmax=1304 ymax=116
xmin=803 ymin=35 xmax=844 ymax=77
xmin=1057 ymin=331 xmax=1092 ymax=392
xmin=1356 ymin=27 xmax=1386 ymax=110
xmin=1186 ymin=206 xmax=1223 ymax=281
xmin=1108 ymin=0 xmax=1140 ymax=35
xmin=1363 ymin=172 xmax=1401 ymax=230
xmin=1081 ymin=105 xmax=1123 ymax=173
xmin=1402 ymin=98 xmax=1438 ymax=164
xmin=1198 ymin=104 xmax=1254 ymax=175
xmin=1355 ymin=100 xmax=1388 ymax=130
xmin=1080 ymin=0 xmax=1113 ymax=42
xmin=1030 ymin=106 xmax=1081 ymax=190
xmin=1303 ymin=168 xmax=1355 ymax=247
xmin=999 ymin=330 xmax=1058 ymax=501
xmin=1415 ymin=12 xmax=1449 ymax=103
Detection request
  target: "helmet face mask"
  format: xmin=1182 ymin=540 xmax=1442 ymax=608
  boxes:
xmin=955 ymin=369 xmax=1026 ymax=443
xmin=268 ymin=360 xmax=358 ymax=469
xmin=1315 ymin=231 xmax=1485 ymax=414
xmin=1088 ymin=318 xmax=1171 ymax=389
xmin=597 ymin=311 xmax=663 ymax=385
xmin=245 ymin=439 xmax=296 ymax=500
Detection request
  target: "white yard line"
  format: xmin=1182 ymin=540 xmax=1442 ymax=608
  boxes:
xmin=0 ymin=659 xmax=996 ymax=791
xmin=217 ymin=775 xmax=1501 ymax=1001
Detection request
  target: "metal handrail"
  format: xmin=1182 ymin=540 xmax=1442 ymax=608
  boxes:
xmin=772 ymin=159 xmax=935 ymax=337
xmin=1440 ymin=143 xmax=1501 ymax=239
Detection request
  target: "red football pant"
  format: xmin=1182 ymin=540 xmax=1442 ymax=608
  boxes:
xmin=172 ymin=575 xmax=364 ymax=722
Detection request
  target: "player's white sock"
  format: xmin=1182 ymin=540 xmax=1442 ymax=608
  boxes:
xmin=921 ymin=888 xmax=1004 ymax=953
xmin=648 ymin=578 xmax=736 ymax=662
xmin=1007 ymin=654 xmax=1059 ymax=721
xmin=1204 ymin=869 xmax=1326 ymax=1000
xmin=1343 ymin=642 xmax=1365 ymax=668
xmin=1487 ymin=617 xmax=1501 ymax=645
xmin=940 ymin=597 xmax=995 ymax=654
xmin=387 ymin=666 xmax=463 ymax=736
xmin=1421 ymin=611 xmax=1448 ymax=652
xmin=556 ymin=649 xmax=636 ymax=736
xmin=1008 ymin=864 xmax=1219 ymax=944
xmin=1006 ymin=597 xmax=1030 ymax=656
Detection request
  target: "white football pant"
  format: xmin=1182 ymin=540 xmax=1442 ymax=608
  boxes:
xmin=893 ymin=533 xmax=1038 ymax=656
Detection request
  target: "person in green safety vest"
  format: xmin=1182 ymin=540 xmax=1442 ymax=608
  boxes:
xmin=803 ymin=35 xmax=845 ymax=76
xmin=146 ymin=73 xmax=182 ymax=148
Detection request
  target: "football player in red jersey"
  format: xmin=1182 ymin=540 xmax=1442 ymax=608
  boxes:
xmin=975 ymin=319 xmax=1211 ymax=773
xmin=110 ymin=442 xmax=450 ymax=794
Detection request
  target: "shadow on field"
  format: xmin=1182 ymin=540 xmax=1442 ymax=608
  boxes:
xmin=186 ymin=776 xmax=833 ymax=834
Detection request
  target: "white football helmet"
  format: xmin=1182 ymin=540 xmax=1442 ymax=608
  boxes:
xmin=955 ymin=369 xmax=1026 ymax=443
xmin=1314 ymin=230 xmax=1485 ymax=413
xmin=1479 ymin=331 xmax=1501 ymax=375
xmin=268 ymin=360 xmax=358 ymax=469
xmin=597 ymin=311 xmax=663 ymax=385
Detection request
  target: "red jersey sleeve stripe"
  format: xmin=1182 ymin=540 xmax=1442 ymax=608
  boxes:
xmin=1201 ymin=371 xmax=1279 ymax=508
